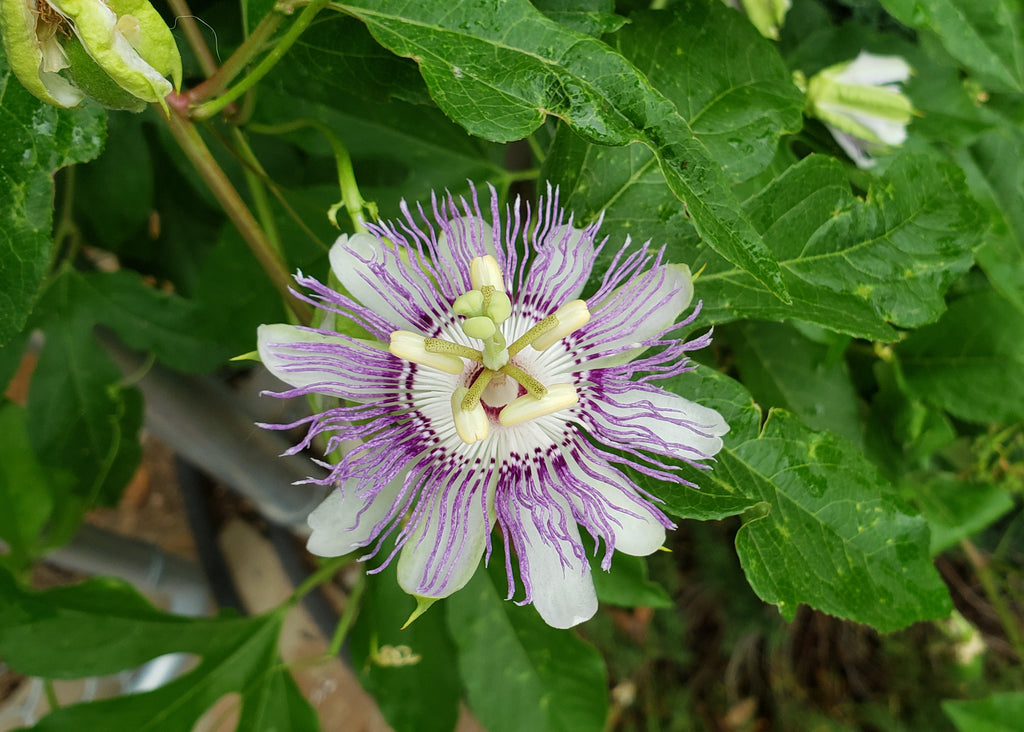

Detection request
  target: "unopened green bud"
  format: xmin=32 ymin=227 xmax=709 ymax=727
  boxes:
xmin=723 ymin=0 xmax=791 ymax=41
xmin=0 ymin=0 xmax=181 ymax=110
xmin=803 ymin=51 xmax=914 ymax=168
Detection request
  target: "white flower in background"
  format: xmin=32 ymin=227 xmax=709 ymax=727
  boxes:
xmin=0 ymin=0 xmax=181 ymax=109
xmin=258 ymin=185 xmax=729 ymax=629
xmin=723 ymin=0 xmax=791 ymax=40
xmin=801 ymin=50 xmax=915 ymax=168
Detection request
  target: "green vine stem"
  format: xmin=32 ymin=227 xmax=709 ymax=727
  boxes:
xmin=247 ymin=119 xmax=375 ymax=233
xmin=289 ymin=555 xmax=352 ymax=605
xmin=162 ymin=110 xmax=312 ymax=324
xmin=231 ymin=128 xmax=285 ymax=257
xmin=962 ymin=538 xmax=1024 ymax=661
xmin=328 ymin=570 xmax=365 ymax=657
xmin=183 ymin=9 xmax=286 ymax=106
xmin=165 ymin=0 xmax=219 ymax=79
xmin=190 ymin=0 xmax=331 ymax=120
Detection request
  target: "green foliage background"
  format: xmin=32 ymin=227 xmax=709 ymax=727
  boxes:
xmin=1 ymin=0 xmax=1023 ymax=729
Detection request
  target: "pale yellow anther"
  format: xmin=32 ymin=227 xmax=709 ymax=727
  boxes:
xmin=531 ymin=300 xmax=591 ymax=350
xmin=452 ymin=290 xmax=484 ymax=316
xmin=452 ymin=387 xmax=489 ymax=444
xmin=390 ymin=331 xmax=465 ymax=374
xmin=462 ymin=316 xmax=496 ymax=340
xmin=470 ymin=255 xmax=505 ymax=292
xmin=499 ymin=383 xmax=579 ymax=427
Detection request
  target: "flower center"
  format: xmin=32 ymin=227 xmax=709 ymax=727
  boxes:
xmin=388 ymin=255 xmax=590 ymax=445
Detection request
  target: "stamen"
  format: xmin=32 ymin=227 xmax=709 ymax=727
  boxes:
xmin=530 ymin=300 xmax=590 ymax=350
xmin=423 ymin=338 xmax=483 ymax=362
xmin=508 ymin=315 xmax=558 ymax=357
xmin=499 ymin=362 xmax=547 ymax=400
xmin=452 ymin=386 xmax=489 ymax=443
xmin=470 ymin=255 xmax=505 ymax=292
xmin=462 ymin=369 xmax=496 ymax=411
xmin=390 ymin=331 xmax=464 ymax=374
xmin=499 ymin=383 xmax=579 ymax=427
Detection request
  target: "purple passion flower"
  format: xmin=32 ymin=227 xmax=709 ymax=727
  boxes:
xmin=257 ymin=185 xmax=728 ymax=628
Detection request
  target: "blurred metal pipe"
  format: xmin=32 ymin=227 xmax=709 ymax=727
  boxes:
xmin=102 ymin=337 xmax=328 ymax=531
xmin=45 ymin=523 xmax=211 ymax=692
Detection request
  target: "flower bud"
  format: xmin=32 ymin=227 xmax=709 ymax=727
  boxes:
xmin=0 ymin=0 xmax=182 ymax=110
xmin=802 ymin=51 xmax=915 ymax=168
xmin=723 ymin=0 xmax=791 ymax=41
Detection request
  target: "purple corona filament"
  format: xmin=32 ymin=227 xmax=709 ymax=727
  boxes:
xmin=257 ymin=184 xmax=728 ymax=628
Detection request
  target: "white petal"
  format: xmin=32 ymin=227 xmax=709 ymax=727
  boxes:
xmin=563 ymin=457 xmax=666 ymax=556
xmin=520 ymin=224 xmax=596 ymax=310
xmin=826 ymin=125 xmax=877 ymax=169
xmin=517 ymin=496 xmax=598 ymax=629
xmin=397 ymin=471 xmax=490 ymax=599
xmin=307 ymin=479 xmax=402 ymax=556
xmin=330 ymin=233 xmax=422 ymax=332
xmin=257 ymin=323 xmax=386 ymax=397
xmin=838 ymin=51 xmax=911 ymax=87
xmin=843 ymin=109 xmax=908 ymax=146
xmin=586 ymin=387 xmax=729 ymax=460
xmin=582 ymin=263 xmax=693 ymax=368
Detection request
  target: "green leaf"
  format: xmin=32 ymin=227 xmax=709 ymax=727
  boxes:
xmin=447 ymin=565 xmax=608 ymax=732
xmin=72 ymin=270 xmax=231 ymax=373
xmin=191 ymin=225 xmax=291 ymax=358
xmin=337 ymin=0 xmax=789 ymax=300
xmin=660 ymin=367 xmax=952 ymax=631
xmin=0 ymin=402 xmax=54 ymax=571
xmin=943 ymin=692 xmax=1024 ymax=732
xmin=607 ymin=4 xmax=804 ymax=183
xmin=349 ymin=564 xmax=461 ymax=732
xmin=878 ymin=0 xmax=1024 ymax=92
xmin=251 ymin=85 xmax=505 ymax=216
xmin=911 ymin=474 xmax=1015 ymax=555
xmin=591 ymin=553 xmax=671 ymax=609
xmin=899 ymin=289 xmax=1024 ymax=424
xmin=634 ymin=363 xmax=761 ymax=521
xmin=728 ymin=321 xmax=862 ymax=445
xmin=73 ymin=113 xmax=153 ymax=250
xmin=698 ymin=153 xmax=983 ymax=335
xmin=952 ymin=125 xmax=1024 ymax=316
xmin=735 ymin=410 xmax=951 ymax=630
xmin=0 ymin=47 xmax=106 ymax=346
xmin=533 ymin=0 xmax=625 ymax=36
xmin=26 ymin=271 xmax=143 ymax=507
xmin=238 ymin=664 xmax=321 ymax=732
xmin=0 ymin=569 xmax=315 ymax=730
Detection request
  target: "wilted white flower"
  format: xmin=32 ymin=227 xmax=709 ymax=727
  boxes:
xmin=0 ymin=0 xmax=181 ymax=109
xmin=802 ymin=50 xmax=914 ymax=168
xmin=258 ymin=185 xmax=728 ymax=629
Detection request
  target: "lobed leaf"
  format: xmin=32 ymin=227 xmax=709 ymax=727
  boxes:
xmin=659 ymin=367 xmax=952 ymax=631
xmin=0 ymin=48 xmax=105 ymax=346
xmin=335 ymin=0 xmax=789 ymax=300
xmin=879 ymin=0 xmax=1024 ymax=92
xmin=899 ymin=289 xmax=1024 ymax=424
xmin=447 ymin=565 xmax=608 ymax=732
xmin=0 ymin=569 xmax=315 ymax=731
xmin=349 ymin=564 xmax=461 ymax=732
xmin=26 ymin=271 xmax=142 ymax=507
